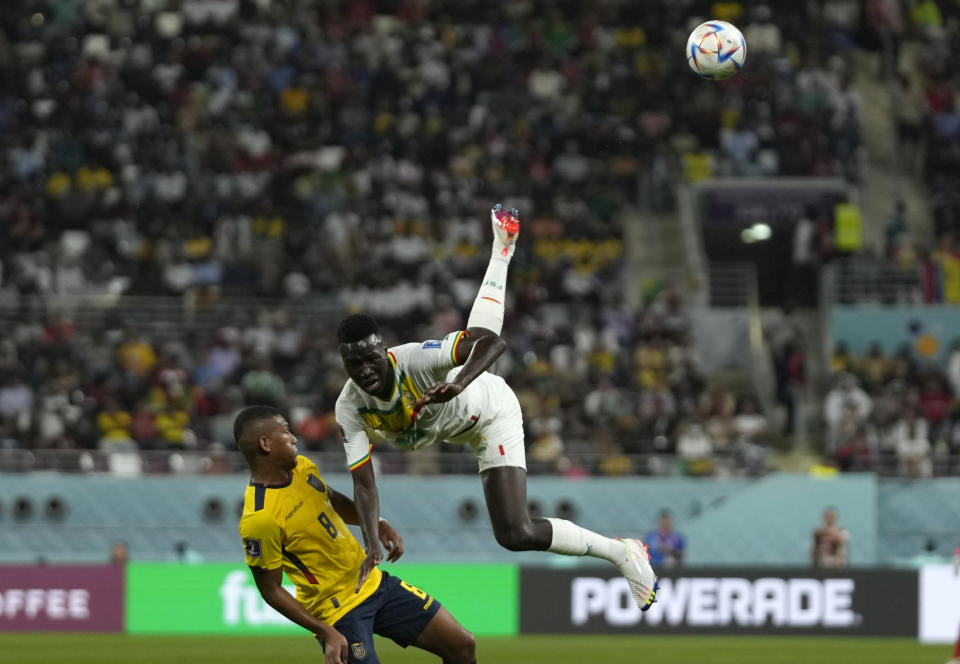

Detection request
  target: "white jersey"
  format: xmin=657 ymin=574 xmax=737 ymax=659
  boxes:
xmin=336 ymin=331 xmax=514 ymax=470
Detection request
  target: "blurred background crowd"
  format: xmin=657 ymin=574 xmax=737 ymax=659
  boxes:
xmin=1 ymin=0 xmax=959 ymax=478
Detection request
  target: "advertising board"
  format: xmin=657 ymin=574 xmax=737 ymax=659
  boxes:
xmin=520 ymin=567 xmax=917 ymax=637
xmin=0 ymin=565 xmax=124 ymax=632
xmin=126 ymin=563 xmax=517 ymax=635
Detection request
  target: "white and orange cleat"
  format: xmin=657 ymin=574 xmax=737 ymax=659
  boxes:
xmin=491 ymin=204 xmax=520 ymax=259
xmin=617 ymin=537 xmax=659 ymax=611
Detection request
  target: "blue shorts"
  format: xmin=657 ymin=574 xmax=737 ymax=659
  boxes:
xmin=316 ymin=571 xmax=442 ymax=664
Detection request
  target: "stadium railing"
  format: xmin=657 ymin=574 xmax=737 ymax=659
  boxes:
xmin=0 ymin=448 xmax=773 ymax=478
xmin=0 ymin=293 xmax=343 ymax=335
xmin=828 ymin=256 xmax=922 ymax=305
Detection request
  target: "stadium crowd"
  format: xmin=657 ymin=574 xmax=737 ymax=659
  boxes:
xmin=0 ymin=284 xmax=773 ymax=477
xmin=826 ymin=338 xmax=960 ymax=477
xmin=0 ymin=1 xmax=950 ymax=477
xmin=828 ymin=1 xmax=960 ymax=306
xmin=1 ymin=0 xmax=873 ymax=302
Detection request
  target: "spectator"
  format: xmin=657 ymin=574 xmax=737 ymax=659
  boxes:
xmin=891 ymin=406 xmax=932 ymax=478
xmin=812 ymin=507 xmax=850 ymax=568
xmin=116 ymin=332 xmax=157 ymax=378
xmin=825 ymin=373 xmax=873 ymax=452
xmin=836 ymin=426 xmax=874 ymax=472
xmin=676 ymin=418 xmax=714 ymax=476
xmin=0 ymin=373 xmax=34 ymax=438
xmin=110 ymin=540 xmax=129 ymax=566
xmin=732 ymin=395 xmax=770 ymax=474
xmin=698 ymin=382 xmax=735 ymax=452
xmin=644 ymin=510 xmax=685 ymax=569
xmin=830 ymin=342 xmax=859 ymax=375
xmin=884 ymin=200 xmax=909 ymax=259
xmin=155 ymin=402 xmax=192 ymax=450
xmin=96 ymin=398 xmax=136 ymax=451
xmin=947 ymin=340 xmax=960 ymax=399
xmin=240 ymin=354 xmax=286 ymax=407
xmin=919 ymin=376 xmax=952 ymax=435
xmin=860 ymin=343 xmax=891 ymax=391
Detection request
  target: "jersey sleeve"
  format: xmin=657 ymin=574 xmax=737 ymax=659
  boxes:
xmin=335 ymin=389 xmax=374 ymax=472
xmin=400 ymin=331 xmax=471 ymax=378
xmin=240 ymin=510 xmax=283 ymax=569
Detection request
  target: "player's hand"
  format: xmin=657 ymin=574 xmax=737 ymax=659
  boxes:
xmin=356 ymin=544 xmax=383 ymax=593
xmin=322 ymin=628 xmax=349 ymax=664
xmin=378 ymin=519 xmax=405 ymax=562
xmin=412 ymin=382 xmax=464 ymax=419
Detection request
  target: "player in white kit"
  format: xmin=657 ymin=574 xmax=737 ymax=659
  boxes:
xmin=335 ymin=205 xmax=658 ymax=611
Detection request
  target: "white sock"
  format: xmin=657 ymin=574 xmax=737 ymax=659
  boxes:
xmin=466 ymin=255 xmax=510 ymax=334
xmin=546 ymin=518 xmax=627 ymax=565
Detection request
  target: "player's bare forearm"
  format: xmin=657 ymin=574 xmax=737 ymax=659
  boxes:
xmin=455 ymin=329 xmax=507 ymax=387
xmin=251 ymin=567 xmax=338 ymax=640
xmin=330 ymin=488 xmax=361 ymax=525
xmin=351 ymin=462 xmax=381 ymax=547
xmin=331 ymin=487 xmax=404 ymax=562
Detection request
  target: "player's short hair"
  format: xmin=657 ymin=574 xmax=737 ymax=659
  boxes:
xmin=337 ymin=313 xmax=379 ymax=344
xmin=233 ymin=405 xmax=282 ymax=445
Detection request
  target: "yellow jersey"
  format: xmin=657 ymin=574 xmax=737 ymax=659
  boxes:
xmin=238 ymin=455 xmax=382 ymax=625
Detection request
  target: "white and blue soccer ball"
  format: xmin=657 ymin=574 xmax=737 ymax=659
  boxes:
xmin=686 ymin=20 xmax=746 ymax=81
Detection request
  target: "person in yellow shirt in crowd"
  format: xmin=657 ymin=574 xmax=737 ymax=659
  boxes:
xmin=116 ymin=331 xmax=157 ymax=377
xmin=96 ymin=398 xmax=135 ymax=450
xmin=932 ymin=233 xmax=960 ymax=304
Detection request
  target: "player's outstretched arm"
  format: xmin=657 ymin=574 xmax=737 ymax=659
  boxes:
xmin=330 ymin=487 xmax=404 ymax=562
xmin=415 ymin=330 xmax=508 ymax=410
xmin=249 ymin=566 xmax=348 ymax=664
xmin=351 ymin=461 xmax=385 ymax=590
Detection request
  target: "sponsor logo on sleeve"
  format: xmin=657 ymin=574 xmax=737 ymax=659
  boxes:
xmin=422 ymin=340 xmax=443 ymax=349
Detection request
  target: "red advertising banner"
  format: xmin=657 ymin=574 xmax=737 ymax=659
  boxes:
xmin=0 ymin=565 xmax=124 ymax=632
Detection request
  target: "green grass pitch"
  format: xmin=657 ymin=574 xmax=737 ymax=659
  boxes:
xmin=0 ymin=634 xmax=947 ymax=664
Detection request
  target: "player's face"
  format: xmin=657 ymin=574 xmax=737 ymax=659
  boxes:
xmin=266 ymin=416 xmax=299 ymax=470
xmin=340 ymin=334 xmax=392 ymax=399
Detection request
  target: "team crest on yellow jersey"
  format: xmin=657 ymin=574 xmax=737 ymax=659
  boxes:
xmin=306 ymin=474 xmax=326 ymax=493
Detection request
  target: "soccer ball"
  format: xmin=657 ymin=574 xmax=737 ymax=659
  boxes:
xmin=686 ymin=20 xmax=746 ymax=80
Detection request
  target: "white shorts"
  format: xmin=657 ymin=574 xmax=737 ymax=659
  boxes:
xmin=465 ymin=382 xmax=526 ymax=473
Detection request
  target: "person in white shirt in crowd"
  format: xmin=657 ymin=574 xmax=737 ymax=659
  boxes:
xmin=824 ymin=372 xmax=873 ymax=453
xmin=891 ymin=406 xmax=932 ymax=478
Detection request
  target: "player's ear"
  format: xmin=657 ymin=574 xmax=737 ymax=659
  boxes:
xmin=258 ymin=435 xmax=271 ymax=454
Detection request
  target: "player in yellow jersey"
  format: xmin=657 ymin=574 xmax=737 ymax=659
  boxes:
xmin=235 ymin=405 xmax=477 ymax=664
xmin=335 ymin=206 xmax=657 ymax=612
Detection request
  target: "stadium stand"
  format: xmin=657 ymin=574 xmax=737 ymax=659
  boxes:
xmin=0 ymin=0 xmax=956 ymax=482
